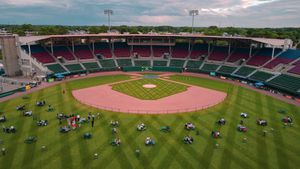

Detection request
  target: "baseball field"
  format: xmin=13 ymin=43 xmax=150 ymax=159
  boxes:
xmin=0 ymin=73 xmax=299 ymax=169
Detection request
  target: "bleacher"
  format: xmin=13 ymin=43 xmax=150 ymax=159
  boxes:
xmin=185 ymin=60 xmax=203 ymax=69
xmin=46 ymin=64 xmax=67 ymax=74
xmin=94 ymin=42 xmax=112 ymax=58
xmin=64 ymin=64 xmax=84 ymax=73
xmin=153 ymin=46 xmax=169 ymax=57
xmin=22 ymin=45 xmax=55 ymax=64
xmin=249 ymin=71 xmax=274 ymax=82
xmin=247 ymin=48 xmax=281 ymax=66
xmin=117 ymin=59 xmax=133 ymax=67
xmin=74 ymin=45 xmax=94 ymax=60
xmin=227 ymin=48 xmax=250 ymax=62
xmin=172 ymin=43 xmax=189 ymax=58
xmin=200 ymin=63 xmax=219 ymax=72
xmin=268 ymin=74 xmax=300 ymax=94
xmin=288 ymin=60 xmax=300 ymax=75
xmin=169 ymin=59 xmax=185 ymax=67
xmin=114 ymin=42 xmax=130 ymax=57
xmin=99 ymin=59 xmax=116 ymax=68
xmin=264 ymin=49 xmax=300 ymax=69
xmin=217 ymin=66 xmax=237 ymax=75
xmin=208 ymin=46 xmax=228 ymax=61
xmin=52 ymin=46 xmax=75 ymax=60
xmin=153 ymin=60 xmax=168 ymax=67
xmin=82 ymin=62 xmax=101 ymax=71
xmin=234 ymin=66 xmax=256 ymax=77
xmin=134 ymin=60 xmax=151 ymax=67
xmin=190 ymin=43 xmax=208 ymax=59
xmin=132 ymin=46 xmax=150 ymax=57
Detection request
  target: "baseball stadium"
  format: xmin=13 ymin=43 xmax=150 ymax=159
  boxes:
xmin=0 ymin=1 xmax=300 ymax=169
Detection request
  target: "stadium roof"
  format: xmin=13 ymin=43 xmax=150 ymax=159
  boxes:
xmin=18 ymin=33 xmax=289 ymax=47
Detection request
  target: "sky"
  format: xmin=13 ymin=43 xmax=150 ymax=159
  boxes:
xmin=0 ymin=0 xmax=299 ymax=27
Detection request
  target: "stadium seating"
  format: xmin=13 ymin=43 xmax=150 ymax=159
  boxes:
xmin=46 ymin=64 xmax=67 ymax=74
xmin=99 ymin=59 xmax=116 ymax=68
xmin=288 ymin=60 xmax=300 ymax=75
xmin=117 ymin=59 xmax=133 ymax=67
xmin=82 ymin=62 xmax=101 ymax=71
xmin=172 ymin=43 xmax=189 ymax=58
xmin=74 ymin=45 xmax=94 ymax=60
xmin=247 ymin=48 xmax=281 ymax=66
xmin=217 ymin=66 xmax=237 ymax=75
xmin=52 ymin=46 xmax=75 ymax=60
xmin=190 ymin=43 xmax=208 ymax=59
xmin=64 ymin=64 xmax=84 ymax=73
xmin=268 ymin=74 xmax=300 ymax=94
xmin=153 ymin=46 xmax=169 ymax=57
xmin=208 ymin=46 xmax=228 ymax=61
xmin=132 ymin=46 xmax=150 ymax=57
xmin=22 ymin=45 xmax=55 ymax=64
xmin=264 ymin=49 xmax=300 ymax=69
xmin=169 ymin=59 xmax=185 ymax=67
xmin=234 ymin=66 xmax=256 ymax=77
xmin=249 ymin=71 xmax=274 ymax=82
xmin=185 ymin=60 xmax=203 ymax=69
xmin=153 ymin=60 xmax=168 ymax=67
xmin=200 ymin=63 xmax=219 ymax=72
xmin=94 ymin=42 xmax=112 ymax=58
xmin=134 ymin=60 xmax=151 ymax=67
xmin=227 ymin=48 xmax=250 ymax=63
xmin=114 ymin=42 xmax=130 ymax=57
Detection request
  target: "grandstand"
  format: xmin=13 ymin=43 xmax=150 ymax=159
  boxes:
xmin=8 ymin=33 xmax=300 ymax=96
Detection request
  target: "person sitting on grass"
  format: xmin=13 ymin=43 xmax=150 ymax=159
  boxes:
xmin=240 ymin=112 xmax=249 ymax=118
xmin=257 ymin=119 xmax=268 ymax=126
xmin=137 ymin=123 xmax=146 ymax=131
xmin=37 ymin=120 xmax=48 ymax=126
xmin=0 ymin=115 xmax=6 ymax=123
xmin=282 ymin=116 xmax=293 ymax=124
xmin=112 ymin=127 xmax=117 ymax=134
xmin=36 ymin=101 xmax=46 ymax=107
xmin=183 ymin=135 xmax=194 ymax=144
xmin=16 ymin=105 xmax=25 ymax=111
xmin=2 ymin=125 xmax=16 ymax=133
xmin=237 ymin=124 xmax=248 ymax=132
xmin=111 ymin=138 xmax=121 ymax=146
xmin=211 ymin=131 xmax=220 ymax=138
xmin=110 ymin=120 xmax=119 ymax=127
xmin=217 ymin=118 xmax=226 ymax=125
xmin=23 ymin=111 xmax=32 ymax=117
xmin=59 ymin=126 xmax=71 ymax=133
xmin=145 ymin=137 xmax=155 ymax=146
xmin=185 ymin=122 xmax=195 ymax=130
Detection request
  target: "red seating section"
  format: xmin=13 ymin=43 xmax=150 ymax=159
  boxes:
xmin=133 ymin=46 xmax=150 ymax=57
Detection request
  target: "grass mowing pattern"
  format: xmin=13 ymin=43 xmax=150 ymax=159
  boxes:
xmin=111 ymin=78 xmax=188 ymax=100
xmin=0 ymin=74 xmax=299 ymax=169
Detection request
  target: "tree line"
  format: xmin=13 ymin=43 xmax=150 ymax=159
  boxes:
xmin=1 ymin=24 xmax=299 ymax=48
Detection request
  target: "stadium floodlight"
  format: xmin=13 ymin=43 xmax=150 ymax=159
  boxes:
xmin=189 ymin=10 xmax=199 ymax=34
xmin=104 ymin=9 xmax=113 ymax=33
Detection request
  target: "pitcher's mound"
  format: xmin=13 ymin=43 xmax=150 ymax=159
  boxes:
xmin=72 ymin=84 xmax=227 ymax=114
xmin=143 ymin=84 xmax=157 ymax=89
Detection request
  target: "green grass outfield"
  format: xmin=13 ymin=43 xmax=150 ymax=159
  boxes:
xmin=111 ymin=78 xmax=188 ymax=100
xmin=0 ymin=74 xmax=299 ymax=169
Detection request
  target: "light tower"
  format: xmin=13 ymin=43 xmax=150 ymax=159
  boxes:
xmin=189 ymin=10 xmax=199 ymax=34
xmin=104 ymin=9 xmax=113 ymax=32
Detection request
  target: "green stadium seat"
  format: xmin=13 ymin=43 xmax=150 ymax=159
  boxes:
xmin=117 ymin=59 xmax=133 ymax=67
xmin=134 ymin=60 xmax=151 ymax=67
xmin=185 ymin=60 xmax=203 ymax=69
xmin=234 ymin=66 xmax=256 ymax=77
xmin=64 ymin=64 xmax=84 ymax=73
xmin=99 ymin=59 xmax=116 ymax=68
xmin=169 ymin=59 xmax=185 ymax=67
xmin=153 ymin=60 xmax=168 ymax=67
xmin=267 ymin=74 xmax=300 ymax=94
xmin=200 ymin=63 xmax=219 ymax=72
xmin=82 ymin=62 xmax=101 ymax=71
xmin=217 ymin=66 xmax=237 ymax=75
xmin=249 ymin=71 xmax=274 ymax=82
xmin=47 ymin=64 xmax=67 ymax=74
